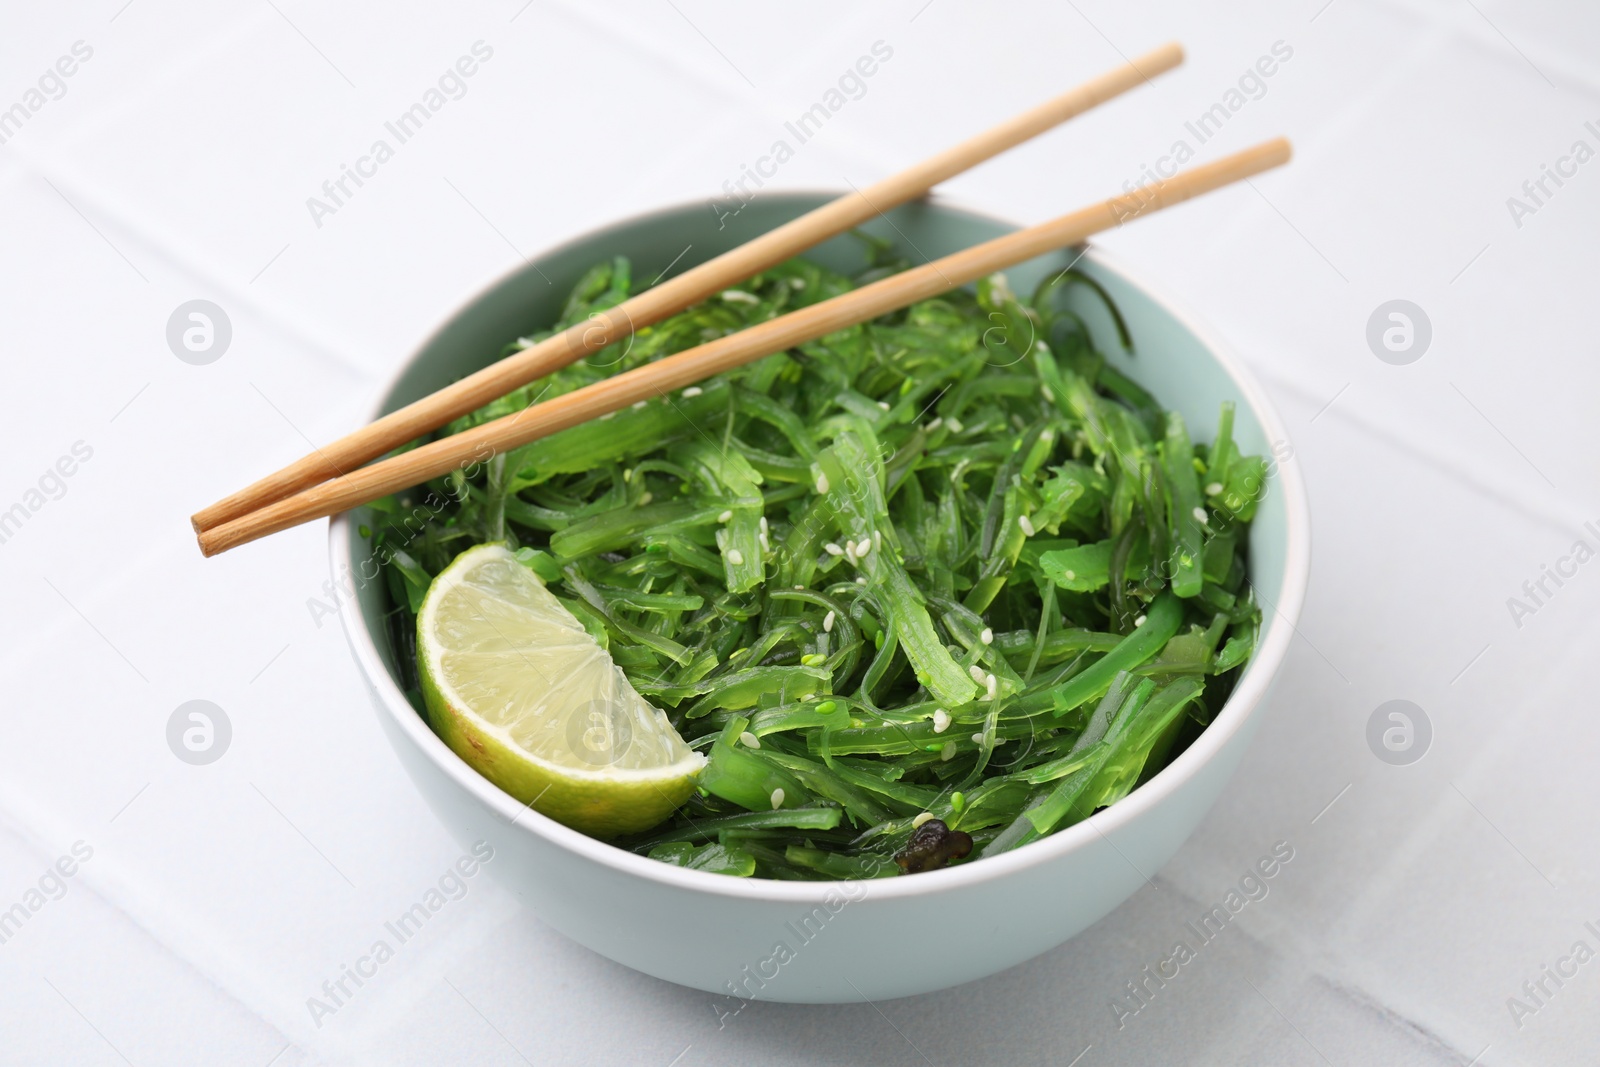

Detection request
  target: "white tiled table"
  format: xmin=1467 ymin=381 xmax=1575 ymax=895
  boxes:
xmin=3 ymin=2 xmax=1597 ymax=1064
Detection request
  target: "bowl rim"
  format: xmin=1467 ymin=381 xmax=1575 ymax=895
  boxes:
xmin=332 ymin=190 xmax=1311 ymax=903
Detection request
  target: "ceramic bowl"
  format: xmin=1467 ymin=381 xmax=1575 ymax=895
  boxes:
xmin=332 ymin=192 xmax=1310 ymax=1003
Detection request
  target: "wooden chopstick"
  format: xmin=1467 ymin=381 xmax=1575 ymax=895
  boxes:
xmin=189 ymin=42 xmax=1184 ymax=536
xmin=198 ymin=137 xmax=1290 ymax=557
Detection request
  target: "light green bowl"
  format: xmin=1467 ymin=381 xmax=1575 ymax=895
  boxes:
xmin=332 ymin=193 xmax=1311 ymax=1002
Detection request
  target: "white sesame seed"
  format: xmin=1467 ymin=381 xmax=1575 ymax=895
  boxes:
xmin=632 ymin=400 xmax=648 ymax=410
xmin=682 ymin=386 xmax=703 ymax=398
xmin=985 ymin=673 xmax=998 ymax=700
xmin=770 ymin=788 xmax=785 ymax=809
xmin=971 ymin=732 xmax=985 ymax=745
xmin=855 ymin=577 xmax=867 ymax=585
xmin=873 ymin=529 xmax=882 ymax=549
xmin=932 ymin=709 xmax=951 ymax=733
xmin=726 ymin=549 xmax=744 ymax=565
xmin=1135 ymin=614 xmax=1147 ymax=627
xmin=638 ymin=492 xmax=653 ymax=506
xmin=876 ymin=400 xmax=891 ymax=411
xmin=789 ymin=277 xmax=806 ymax=290
xmin=1018 ymin=515 xmax=1036 ymax=537
xmin=1193 ymin=506 xmax=1209 ymax=524
xmin=980 ymin=628 xmax=994 ymax=645
xmin=946 ymin=417 xmax=964 ymax=433
xmin=1042 ymin=386 xmax=1055 ymax=403
xmin=824 ymin=542 xmax=844 ymax=557
xmin=912 ymin=812 xmax=935 ymax=829
xmin=925 ymin=418 xmax=943 ymax=432
xmin=823 ymin=611 xmax=836 ymax=633
xmin=1039 ymin=429 xmax=1054 ymax=443
xmin=718 ymin=509 xmax=733 ymax=523
xmin=739 ymin=731 xmax=761 ymax=749
xmin=622 ymin=468 xmax=633 ymax=482
xmin=816 ymin=473 xmax=830 ymax=494
xmin=856 ymin=537 xmax=873 ymax=557
xmin=722 ymin=289 xmax=759 ymax=304
xmin=843 ymin=540 xmax=857 ymax=561
xmin=939 ymin=742 xmax=957 ymax=761
xmin=1205 ymin=482 xmax=1223 ymax=496
xmin=969 ymin=664 xmax=987 ymax=683
xmin=600 ymin=411 xmax=615 ymax=420
xmin=1063 ymin=570 xmax=1076 ymax=581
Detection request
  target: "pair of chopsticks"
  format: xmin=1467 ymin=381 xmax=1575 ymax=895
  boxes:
xmin=195 ymin=42 xmax=1289 ymax=557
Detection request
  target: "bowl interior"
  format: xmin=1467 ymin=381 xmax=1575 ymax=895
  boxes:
xmin=345 ymin=192 xmax=1298 ymax=859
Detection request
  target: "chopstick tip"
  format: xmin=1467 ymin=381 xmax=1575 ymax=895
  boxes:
xmin=196 ymin=528 xmax=224 ymax=558
xmin=1134 ymin=40 xmax=1185 ymax=76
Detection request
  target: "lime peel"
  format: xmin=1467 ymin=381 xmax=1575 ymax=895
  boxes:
xmin=418 ymin=543 xmax=704 ymax=837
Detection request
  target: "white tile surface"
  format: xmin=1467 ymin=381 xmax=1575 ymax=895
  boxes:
xmin=2 ymin=0 xmax=1595 ymax=1063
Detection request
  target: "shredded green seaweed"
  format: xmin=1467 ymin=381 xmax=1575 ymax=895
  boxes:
xmin=371 ymin=243 xmax=1268 ymax=879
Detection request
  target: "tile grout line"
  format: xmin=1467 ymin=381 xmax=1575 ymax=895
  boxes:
xmin=1371 ymin=0 xmax=1600 ymax=94
xmin=0 ymin=797 xmax=303 ymax=1059
xmin=11 ymin=149 xmax=374 ymax=386
xmin=1245 ymin=359 xmax=1587 ymax=539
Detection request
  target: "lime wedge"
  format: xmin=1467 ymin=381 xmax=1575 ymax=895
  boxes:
xmin=417 ymin=543 xmax=704 ymax=837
